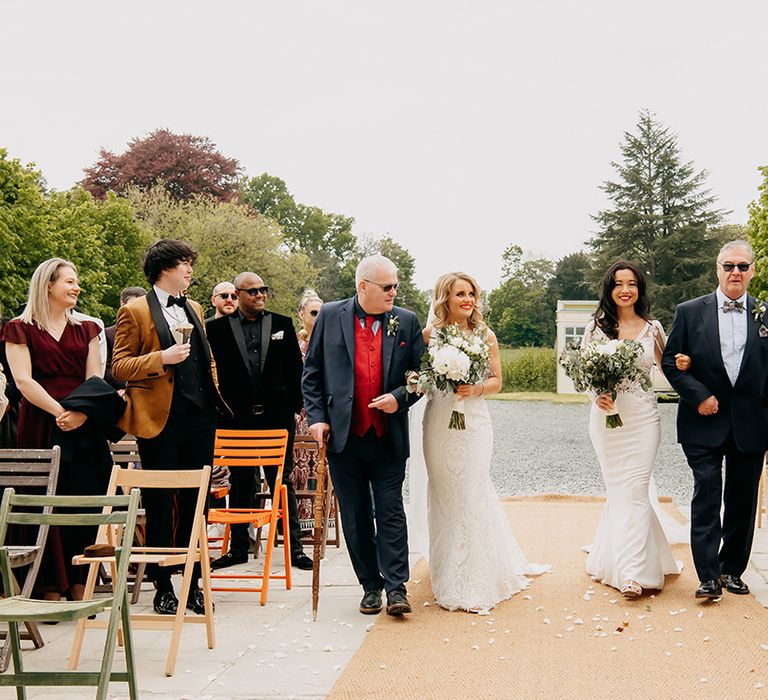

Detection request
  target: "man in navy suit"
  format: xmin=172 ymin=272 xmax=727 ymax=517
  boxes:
xmin=662 ymin=240 xmax=768 ymax=600
xmin=302 ymin=255 xmax=424 ymax=616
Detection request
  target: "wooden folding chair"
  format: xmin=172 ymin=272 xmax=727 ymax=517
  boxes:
xmin=0 ymin=447 xmax=60 ymax=673
xmin=291 ymin=435 xmax=339 ymax=559
xmin=0 ymin=487 xmax=141 ymax=700
xmin=70 ymin=465 xmax=214 ymax=677
xmin=208 ymin=429 xmax=291 ymax=604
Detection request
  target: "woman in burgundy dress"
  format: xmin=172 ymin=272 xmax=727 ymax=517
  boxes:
xmin=2 ymin=258 xmax=105 ymax=602
xmin=291 ymin=290 xmax=324 ymax=532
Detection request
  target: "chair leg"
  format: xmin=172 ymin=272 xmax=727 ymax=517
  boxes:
xmin=131 ymin=562 xmax=146 ymax=604
xmin=282 ymin=485 xmax=292 ymax=591
xmin=8 ymin=620 xmax=27 ymax=700
xmin=198 ymin=521 xmax=215 ymax=650
xmin=70 ymin=559 xmax=101 ymax=669
xmin=120 ymin=591 xmax=139 ymax=700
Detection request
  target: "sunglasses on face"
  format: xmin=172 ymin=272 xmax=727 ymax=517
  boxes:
xmin=309 ymin=309 xmax=319 ymax=317
xmin=363 ymin=279 xmax=399 ymax=293
xmin=216 ymin=293 xmax=238 ymax=301
xmin=237 ymin=286 xmax=269 ymax=296
xmin=718 ymin=262 xmax=752 ymax=272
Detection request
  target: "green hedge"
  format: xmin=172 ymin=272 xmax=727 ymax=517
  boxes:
xmin=500 ymin=347 xmax=556 ymax=392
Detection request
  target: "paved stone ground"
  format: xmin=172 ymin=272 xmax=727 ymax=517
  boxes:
xmin=486 ymin=399 xmax=692 ymax=508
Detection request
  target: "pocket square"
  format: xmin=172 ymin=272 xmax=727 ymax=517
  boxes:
xmin=399 ymin=341 xmax=407 ymax=347
xmin=271 ymin=331 xmax=284 ymax=340
xmin=760 ymin=325 xmax=768 ymax=338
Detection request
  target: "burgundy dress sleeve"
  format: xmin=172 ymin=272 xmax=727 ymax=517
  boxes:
xmin=0 ymin=319 xmax=32 ymax=345
xmin=80 ymin=320 xmax=102 ymax=343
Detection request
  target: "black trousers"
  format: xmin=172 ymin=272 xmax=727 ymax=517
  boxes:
xmin=137 ymin=396 xmax=216 ymax=591
xmin=227 ymin=420 xmax=303 ymax=558
xmin=682 ymin=432 xmax=764 ymax=582
xmin=328 ymin=430 xmax=408 ymax=594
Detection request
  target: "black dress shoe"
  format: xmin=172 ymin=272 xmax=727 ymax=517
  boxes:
xmin=720 ymin=573 xmax=750 ymax=595
xmin=186 ymin=589 xmax=214 ymax=615
xmin=210 ymin=551 xmax=248 ymax=570
xmin=359 ymin=589 xmax=383 ymax=615
xmin=153 ymin=590 xmax=179 ymax=615
xmin=695 ymin=579 xmax=722 ymax=599
xmin=386 ymin=589 xmax=412 ymax=616
xmin=291 ymin=552 xmax=314 ymax=570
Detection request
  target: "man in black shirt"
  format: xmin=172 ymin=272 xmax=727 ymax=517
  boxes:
xmin=206 ymin=272 xmax=312 ymax=570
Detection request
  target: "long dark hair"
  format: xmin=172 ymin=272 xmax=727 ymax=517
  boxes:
xmin=594 ymin=261 xmax=651 ymax=339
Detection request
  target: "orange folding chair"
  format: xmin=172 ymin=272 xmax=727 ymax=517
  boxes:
xmin=208 ymin=429 xmax=291 ymax=604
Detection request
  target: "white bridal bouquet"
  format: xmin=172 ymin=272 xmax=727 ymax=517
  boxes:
xmin=559 ymin=337 xmax=651 ymax=429
xmin=407 ymin=324 xmax=491 ymax=430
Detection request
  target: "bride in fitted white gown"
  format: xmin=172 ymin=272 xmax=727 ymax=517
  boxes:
xmin=417 ymin=272 xmax=549 ymax=612
xmin=584 ymin=262 xmax=684 ymax=597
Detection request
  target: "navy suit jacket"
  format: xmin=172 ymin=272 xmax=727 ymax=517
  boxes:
xmin=302 ymin=298 xmax=424 ymax=458
xmin=661 ymin=292 xmax=768 ymax=453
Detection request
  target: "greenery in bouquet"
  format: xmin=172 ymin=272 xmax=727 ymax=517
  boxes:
xmin=559 ymin=337 xmax=652 ymax=428
xmin=408 ymin=324 xmax=491 ymax=429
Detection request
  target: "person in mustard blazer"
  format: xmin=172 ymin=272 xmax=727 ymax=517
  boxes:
xmin=112 ymin=238 xmax=229 ymax=616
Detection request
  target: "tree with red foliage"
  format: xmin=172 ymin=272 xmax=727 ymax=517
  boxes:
xmin=81 ymin=129 xmax=241 ymax=202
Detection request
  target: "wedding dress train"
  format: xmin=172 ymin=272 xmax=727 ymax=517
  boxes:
xmin=421 ymin=391 xmax=549 ymax=611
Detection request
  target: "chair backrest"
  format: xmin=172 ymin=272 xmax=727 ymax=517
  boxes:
xmin=213 ymin=430 xmax=289 ymax=481
xmin=0 ymin=448 xmax=61 ymax=566
xmin=109 ymin=436 xmax=141 ymax=469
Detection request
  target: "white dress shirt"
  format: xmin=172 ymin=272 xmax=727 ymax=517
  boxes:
xmin=715 ymin=287 xmax=748 ymax=386
xmin=153 ymin=286 xmax=190 ymax=340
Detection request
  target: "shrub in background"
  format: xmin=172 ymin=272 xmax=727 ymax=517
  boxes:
xmin=500 ymin=347 xmax=556 ymax=392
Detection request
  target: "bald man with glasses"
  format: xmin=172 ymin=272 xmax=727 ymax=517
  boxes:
xmin=206 ymin=272 xmax=313 ymax=571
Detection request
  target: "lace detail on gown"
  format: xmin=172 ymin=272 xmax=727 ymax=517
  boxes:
xmin=423 ymin=391 xmax=549 ymax=611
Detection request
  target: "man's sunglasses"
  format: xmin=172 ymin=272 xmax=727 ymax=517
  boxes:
xmin=718 ymin=262 xmax=752 ymax=272
xmin=236 ymin=286 xmax=270 ymax=296
xmin=215 ymin=293 xmax=238 ymax=301
xmin=363 ymin=279 xmax=399 ymax=293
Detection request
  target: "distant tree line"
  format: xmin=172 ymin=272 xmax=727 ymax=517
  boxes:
xmin=2 ymin=111 xmax=766 ymax=341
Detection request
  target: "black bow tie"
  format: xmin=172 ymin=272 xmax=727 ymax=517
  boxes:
xmin=166 ymin=295 xmax=188 ymax=308
xmin=722 ymin=300 xmax=744 ymax=313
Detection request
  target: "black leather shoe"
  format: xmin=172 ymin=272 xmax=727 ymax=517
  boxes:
xmin=153 ymin=590 xmax=179 ymax=615
xmin=210 ymin=552 xmax=248 ymax=570
xmin=720 ymin=573 xmax=750 ymax=595
xmin=695 ymin=579 xmax=722 ymax=599
xmin=186 ymin=589 xmax=214 ymax=615
xmin=386 ymin=589 xmax=412 ymax=616
xmin=291 ymin=552 xmax=314 ymax=570
xmin=359 ymin=589 xmax=383 ymax=615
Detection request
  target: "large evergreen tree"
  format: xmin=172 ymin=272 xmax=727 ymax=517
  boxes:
xmin=589 ymin=111 xmax=725 ymax=326
xmin=747 ymin=166 xmax=768 ymax=300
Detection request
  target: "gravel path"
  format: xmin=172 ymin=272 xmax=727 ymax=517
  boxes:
xmin=487 ymin=399 xmax=693 ymax=509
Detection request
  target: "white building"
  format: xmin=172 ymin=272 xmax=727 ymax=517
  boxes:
xmin=556 ymin=299 xmax=672 ymax=394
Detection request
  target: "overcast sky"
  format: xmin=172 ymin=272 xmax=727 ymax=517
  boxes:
xmin=2 ymin=1 xmax=766 ymax=291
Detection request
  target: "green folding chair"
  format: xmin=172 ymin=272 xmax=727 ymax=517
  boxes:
xmin=0 ymin=487 xmax=141 ymax=700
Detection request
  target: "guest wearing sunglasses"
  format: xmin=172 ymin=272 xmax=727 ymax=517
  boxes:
xmin=292 ymin=290 xmax=326 ymax=537
xmin=662 ymin=240 xmax=768 ymax=600
xmin=207 ymin=281 xmax=239 ymax=322
xmin=206 ymin=273 xmax=313 ymax=570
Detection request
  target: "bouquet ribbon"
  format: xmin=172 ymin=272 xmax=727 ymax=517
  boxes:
xmin=450 ymin=396 xmax=466 ymax=430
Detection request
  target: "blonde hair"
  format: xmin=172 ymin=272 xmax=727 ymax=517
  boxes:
xmin=298 ymin=288 xmax=323 ymax=313
xmin=19 ymin=258 xmax=81 ymax=332
xmin=432 ymin=272 xmax=485 ymax=330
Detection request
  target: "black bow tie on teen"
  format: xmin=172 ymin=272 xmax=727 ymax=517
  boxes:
xmin=167 ymin=295 xmax=188 ymax=308
xmin=722 ymin=300 xmax=744 ymax=313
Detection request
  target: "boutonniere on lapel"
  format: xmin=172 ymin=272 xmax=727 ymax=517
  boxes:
xmin=753 ymin=300 xmax=768 ymax=337
xmin=386 ymin=315 xmax=400 ymax=337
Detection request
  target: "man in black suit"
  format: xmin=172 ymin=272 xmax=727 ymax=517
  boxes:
xmin=662 ymin=239 xmax=768 ymax=599
xmin=206 ymin=271 xmax=313 ymax=570
xmin=302 ymin=255 xmax=424 ymax=616
xmin=105 ymin=287 xmax=147 ymax=390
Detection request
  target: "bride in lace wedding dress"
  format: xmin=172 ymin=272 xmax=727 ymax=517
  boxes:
xmin=417 ymin=272 xmax=549 ymax=613
xmin=584 ymin=261 xmax=684 ymax=599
